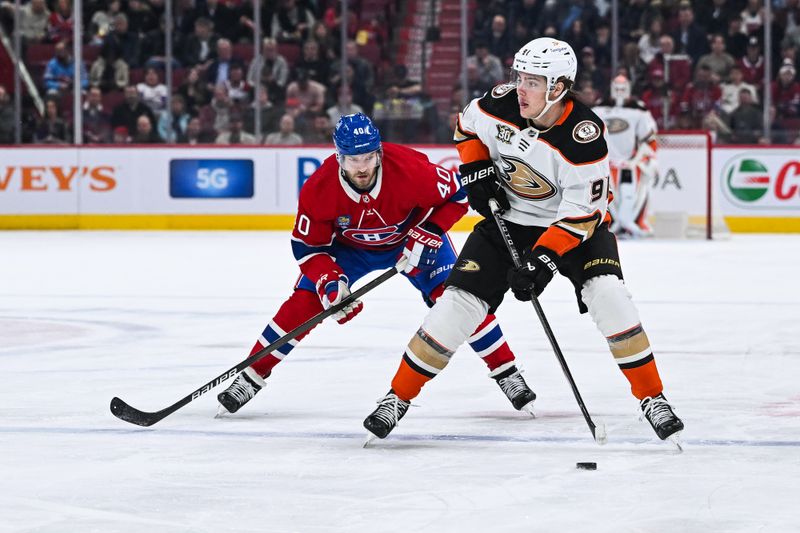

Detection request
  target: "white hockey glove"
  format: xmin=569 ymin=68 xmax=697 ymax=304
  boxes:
xmin=315 ymin=271 xmax=363 ymax=324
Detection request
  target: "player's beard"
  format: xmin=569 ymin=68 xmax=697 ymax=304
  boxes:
xmin=345 ymin=167 xmax=378 ymax=191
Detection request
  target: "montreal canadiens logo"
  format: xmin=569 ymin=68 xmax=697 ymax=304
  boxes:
xmin=573 ymin=120 xmax=601 ymax=143
xmin=342 ymin=226 xmax=406 ymax=245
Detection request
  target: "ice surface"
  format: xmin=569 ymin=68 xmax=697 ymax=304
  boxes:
xmin=1 ymin=231 xmax=799 ymax=532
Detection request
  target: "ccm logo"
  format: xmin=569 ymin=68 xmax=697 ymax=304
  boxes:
xmin=459 ymin=165 xmax=495 ymax=186
xmin=0 ymin=166 xmax=116 ymax=192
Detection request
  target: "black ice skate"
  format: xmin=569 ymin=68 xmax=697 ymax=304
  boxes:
xmin=491 ymin=365 xmax=536 ymax=416
xmin=216 ymin=368 xmax=266 ymax=415
xmin=363 ymin=390 xmax=410 ymax=445
xmin=640 ymin=393 xmax=684 ymax=441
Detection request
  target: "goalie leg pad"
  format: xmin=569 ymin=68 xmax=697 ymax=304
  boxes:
xmin=581 ymin=275 xmax=663 ymax=399
xmin=250 ymin=289 xmax=323 ymax=377
xmin=391 ymin=287 xmax=489 ymax=401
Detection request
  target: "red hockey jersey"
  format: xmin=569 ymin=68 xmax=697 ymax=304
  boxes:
xmin=291 ymin=142 xmax=468 ymax=282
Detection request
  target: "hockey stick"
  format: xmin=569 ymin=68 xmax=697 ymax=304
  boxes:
xmin=110 ymin=267 xmax=400 ymax=427
xmin=488 ymin=199 xmax=607 ymax=444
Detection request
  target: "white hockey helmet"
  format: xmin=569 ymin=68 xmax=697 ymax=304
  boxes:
xmin=512 ymin=38 xmax=578 ymax=93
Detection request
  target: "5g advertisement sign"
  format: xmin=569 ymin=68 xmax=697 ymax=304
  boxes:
xmin=169 ymin=159 xmax=254 ymax=199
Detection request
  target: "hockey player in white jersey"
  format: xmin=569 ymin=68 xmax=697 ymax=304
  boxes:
xmin=363 ymin=38 xmax=683 ymax=444
xmin=593 ymin=75 xmax=659 ymax=238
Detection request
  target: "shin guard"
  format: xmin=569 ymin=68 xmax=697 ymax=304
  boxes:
xmin=582 ymin=275 xmax=663 ymax=399
xmin=391 ymin=287 xmax=488 ymax=401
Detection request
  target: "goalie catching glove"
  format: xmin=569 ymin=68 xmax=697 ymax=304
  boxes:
xmin=508 ymin=246 xmax=560 ymax=301
xmin=315 ymin=270 xmax=363 ymax=324
xmin=459 ymin=160 xmax=510 ymax=218
xmin=397 ymin=222 xmax=444 ymax=277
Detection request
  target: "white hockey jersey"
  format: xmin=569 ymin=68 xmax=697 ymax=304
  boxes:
xmin=455 ymin=84 xmax=611 ymax=255
xmin=592 ymin=101 xmax=657 ymax=165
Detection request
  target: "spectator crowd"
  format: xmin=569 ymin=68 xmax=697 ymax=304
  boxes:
xmin=0 ymin=0 xmax=799 ymax=145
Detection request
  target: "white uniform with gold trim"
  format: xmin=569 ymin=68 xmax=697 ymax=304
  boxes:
xmin=456 ymin=84 xmax=611 ymax=241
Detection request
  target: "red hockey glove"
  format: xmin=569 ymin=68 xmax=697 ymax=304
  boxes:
xmin=397 ymin=223 xmax=444 ymax=277
xmin=315 ymin=271 xmax=363 ymax=324
xmin=459 ymin=160 xmax=510 ymax=218
xmin=508 ymin=246 xmax=560 ymax=301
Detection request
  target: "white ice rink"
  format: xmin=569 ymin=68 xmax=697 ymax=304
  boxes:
xmin=1 ymin=230 xmax=799 ymax=532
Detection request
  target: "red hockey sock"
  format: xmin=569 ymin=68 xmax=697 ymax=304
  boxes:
xmin=249 ymin=289 xmax=323 ymax=377
xmin=467 ymin=314 xmax=515 ymax=371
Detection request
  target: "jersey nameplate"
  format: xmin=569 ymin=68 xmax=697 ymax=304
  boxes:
xmin=573 ymin=120 xmax=601 ymax=143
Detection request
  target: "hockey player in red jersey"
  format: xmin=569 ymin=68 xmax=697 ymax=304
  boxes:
xmin=363 ymin=39 xmax=683 ymax=444
xmin=217 ymin=113 xmax=536 ymax=416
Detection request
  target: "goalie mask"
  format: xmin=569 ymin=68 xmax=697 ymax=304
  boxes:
xmin=611 ymin=75 xmax=632 ymax=107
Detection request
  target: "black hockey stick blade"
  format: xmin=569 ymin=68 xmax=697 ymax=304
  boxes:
xmin=110 ymin=396 xmax=173 ymax=427
xmin=110 ymin=267 xmax=399 ymax=427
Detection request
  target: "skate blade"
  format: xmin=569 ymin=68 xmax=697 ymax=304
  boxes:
xmin=668 ymin=432 xmax=684 ymax=454
xmin=363 ymin=432 xmax=379 ymax=448
xmin=520 ymin=402 xmax=536 ymax=418
xmin=214 ymin=405 xmax=230 ymax=419
xmin=594 ymin=421 xmax=608 ymax=445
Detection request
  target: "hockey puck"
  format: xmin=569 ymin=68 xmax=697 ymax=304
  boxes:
xmin=576 ymin=462 xmax=597 ymax=470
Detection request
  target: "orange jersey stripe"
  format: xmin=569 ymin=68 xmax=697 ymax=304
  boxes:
xmin=535 ymin=225 xmax=582 ymax=256
xmin=456 ymin=138 xmax=491 ymax=163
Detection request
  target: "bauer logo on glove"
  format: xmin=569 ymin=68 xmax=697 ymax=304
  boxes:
xmin=398 ymin=224 xmax=444 ymax=277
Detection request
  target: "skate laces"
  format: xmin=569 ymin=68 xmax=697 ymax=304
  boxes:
xmin=226 ymin=375 xmax=258 ymax=404
xmin=498 ymin=372 xmax=528 ymax=400
xmin=372 ymin=393 xmax=410 ymax=426
xmin=640 ymin=395 xmax=675 ymax=427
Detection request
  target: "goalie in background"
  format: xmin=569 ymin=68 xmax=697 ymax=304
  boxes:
xmin=593 ymin=75 xmax=659 ymax=239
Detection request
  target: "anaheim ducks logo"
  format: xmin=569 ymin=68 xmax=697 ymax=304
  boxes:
xmin=497 ymin=155 xmax=557 ymax=200
xmin=604 ymin=117 xmax=629 ymax=134
xmin=573 ymin=120 xmax=601 ymax=143
xmin=456 ymin=259 xmax=481 ymax=272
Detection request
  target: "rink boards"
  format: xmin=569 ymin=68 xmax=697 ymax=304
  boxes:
xmin=0 ymin=144 xmax=798 ymax=231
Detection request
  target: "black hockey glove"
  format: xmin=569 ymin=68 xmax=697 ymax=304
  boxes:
xmin=459 ymin=160 xmax=510 ymax=218
xmin=508 ymin=246 xmax=560 ymax=301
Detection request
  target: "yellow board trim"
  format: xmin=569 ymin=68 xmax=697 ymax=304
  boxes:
xmin=1 ymin=214 xmax=800 ymax=232
xmin=0 ymin=214 xmax=297 ymax=230
xmin=723 ymin=217 xmax=800 ymax=233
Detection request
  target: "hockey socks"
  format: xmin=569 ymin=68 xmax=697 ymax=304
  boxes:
xmin=467 ymin=315 xmax=516 ymax=371
xmin=607 ymin=324 xmax=663 ymax=399
xmin=429 ymin=284 xmax=516 ymax=372
xmin=249 ymin=289 xmax=323 ymax=377
xmin=582 ymin=275 xmax=664 ymax=400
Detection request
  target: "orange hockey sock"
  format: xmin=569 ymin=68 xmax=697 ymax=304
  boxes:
xmin=607 ymin=323 xmax=663 ymax=399
xmin=390 ymin=327 xmax=453 ymax=402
